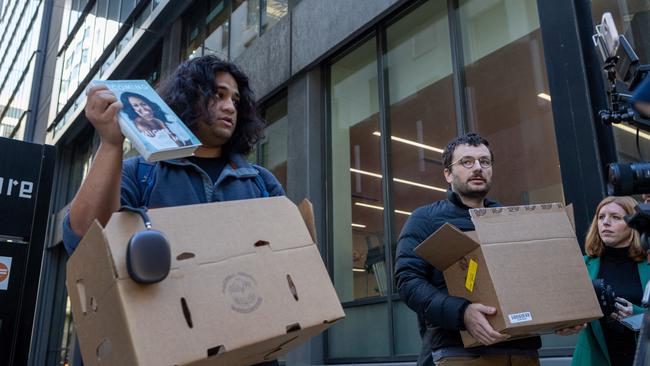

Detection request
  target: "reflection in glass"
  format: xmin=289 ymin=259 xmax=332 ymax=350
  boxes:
xmin=205 ymin=0 xmax=230 ymax=59
xmin=260 ymin=96 xmax=288 ymax=190
xmin=459 ymin=0 xmax=563 ymax=206
xmin=328 ymin=302 xmax=390 ymax=358
xmin=230 ymin=0 xmax=260 ymax=59
xmin=393 ymin=300 xmax=420 ymax=355
xmin=331 ymin=38 xmax=387 ymax=303
xmin=262 ymin=0 xmax=288 ymax=32
xmin=91 ymin=0 xmax=107 ymax=66
xmin=385 ymin=0 xmax=456 ymax=354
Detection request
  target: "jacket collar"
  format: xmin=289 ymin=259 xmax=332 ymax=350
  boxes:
xmin=163 ymin=152 xmax=260 ymax=185
xmin=585 ymin=255 xmax=650 ymax=287
xmin=584 ymin=254 xmax=650 ymax=363
xmin=447 ymin=189 xmax=498 ymax=210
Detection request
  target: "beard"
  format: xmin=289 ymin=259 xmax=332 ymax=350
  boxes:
xmin=451 ymin=173 xmax=492 ymax=199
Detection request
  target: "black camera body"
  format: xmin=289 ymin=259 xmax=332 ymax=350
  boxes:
xmin=594 ymin=14 xmax=650 ymax=365
xmin=592 ymin=278 xmax=618 ymax=318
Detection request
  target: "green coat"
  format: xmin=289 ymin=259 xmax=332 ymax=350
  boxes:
xmin=571 ymin=255 xmax=650 ymax=366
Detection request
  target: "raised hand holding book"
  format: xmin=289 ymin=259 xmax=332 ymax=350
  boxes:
xmin=91 ymin=80 xmax=202 ymax=162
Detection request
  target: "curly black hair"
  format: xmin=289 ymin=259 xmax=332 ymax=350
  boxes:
xmin=157 ymin=55 xmax=264 ymax=155
xmin=119 ymin=92 xmax=169 ymax=123
xmin=442 ymin=132 xmax=494 ymax=168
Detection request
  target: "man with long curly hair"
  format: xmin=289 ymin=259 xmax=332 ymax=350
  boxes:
xmin=63 ymin=56 xmax=283 ymax=366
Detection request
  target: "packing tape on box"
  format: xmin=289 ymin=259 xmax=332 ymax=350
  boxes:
xmin=465 ymin=258 xmax=478 ymax=292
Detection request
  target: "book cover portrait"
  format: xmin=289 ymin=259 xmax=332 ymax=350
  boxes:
xmin=94 ymin=80 xmax=201 ymax=161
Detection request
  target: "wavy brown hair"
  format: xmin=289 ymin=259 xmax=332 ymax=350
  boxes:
xmin=585 ymin=196 xmax=644 ymax=261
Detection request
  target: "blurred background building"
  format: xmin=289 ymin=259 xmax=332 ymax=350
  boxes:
xmin=2 ymin=0 xmax=650 ymax=365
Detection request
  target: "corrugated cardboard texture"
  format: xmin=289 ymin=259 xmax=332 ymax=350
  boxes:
xmin=67 ymin=197 xmax=344 ymax=366
xmin=442 ymin=250 xmax=504 ymax=331
xmin=416 ymin=202 xmax=602 ymax=348
xmin=470 ymin=203 xmax=574 ymax=244
xmin=66 ymin=222 xmax=137 ymax=365
xmin=414 ymin=224 xmax=480 ymax=270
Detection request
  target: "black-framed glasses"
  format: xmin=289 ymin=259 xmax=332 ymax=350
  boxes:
xmin=449 ymin=156 xmax=492 ymax=169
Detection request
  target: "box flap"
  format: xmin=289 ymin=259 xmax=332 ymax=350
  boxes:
xmin=470 ymin=203 xmax=575 ymax=245
xmin=103 ymin=196 xmax=315 ymax=279
xmin=414 ymin=223 xmax=480 ymax=270
xmin=297 ymin=199 xmax=317 ymax=243
xmin=566 ymin=204 xmax=575 ymax=232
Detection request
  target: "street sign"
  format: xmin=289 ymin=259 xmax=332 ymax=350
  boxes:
xmin=0 ymin=137 xmax=55 ymax=366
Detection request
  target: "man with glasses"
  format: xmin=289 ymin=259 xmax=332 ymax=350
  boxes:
xmin=394 ymin=133 xmax=542 ymax=366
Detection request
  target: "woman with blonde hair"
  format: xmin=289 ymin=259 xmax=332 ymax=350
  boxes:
xmin=572 ymin=196 xmax=650 ymax=366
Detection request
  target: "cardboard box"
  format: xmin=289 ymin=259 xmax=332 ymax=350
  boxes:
xmin=414 ymin=203 xmax=602 ymax=347
xmin=66 ymin=197 xmax=344 ymax=365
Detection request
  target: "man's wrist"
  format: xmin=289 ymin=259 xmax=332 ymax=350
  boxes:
xmin=458 ymin=300 xmax=471 ymax=330
xmin=98 ymin=140 xmax=124 ymax=154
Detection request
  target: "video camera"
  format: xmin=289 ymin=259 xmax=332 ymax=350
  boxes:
xmin=593 ymin=12 xmax=650 ymax=365
xmin=593 ymin=13 xmax=650 ymax=197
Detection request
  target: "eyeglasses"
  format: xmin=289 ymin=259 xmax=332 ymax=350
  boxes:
xmin=448 ymin=156 xmax=493 ymax=169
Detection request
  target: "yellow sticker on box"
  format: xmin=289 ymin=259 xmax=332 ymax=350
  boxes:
xmin=465 ymin=259 xmax=478 ymax=292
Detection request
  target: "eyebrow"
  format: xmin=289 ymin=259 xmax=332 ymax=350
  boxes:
xmin=460 ymin=155 xmax=491 ymax=159
xmin=216 ymin=84 xmax=240 ymax=99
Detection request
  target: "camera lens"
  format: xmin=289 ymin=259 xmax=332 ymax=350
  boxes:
xmin=607 ymin=162 xmax=650 ymax=195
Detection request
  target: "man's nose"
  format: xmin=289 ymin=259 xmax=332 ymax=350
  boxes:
xmin=222 ymin=98 xmax=236 ymax=113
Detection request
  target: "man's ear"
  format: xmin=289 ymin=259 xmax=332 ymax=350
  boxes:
xmin=443 ymin=168 xmax=453 ymax=184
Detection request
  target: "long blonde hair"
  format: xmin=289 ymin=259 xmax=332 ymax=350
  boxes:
xmin=585 ymin=196 xmax=644 ymax=261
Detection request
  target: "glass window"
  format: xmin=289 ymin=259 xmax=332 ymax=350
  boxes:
xmin=79 ymin=9 xmax=95 ymax=77
xmin=591 ymin=1 xmax=650 ymax=164
xmin=260 ymin=95 xmax=288 ymax=190
xmin=328 ymin=303 xmax=390 ymax=358
xmin=331 ymin=38 xmax=384 ymax=303
xmin=230 ymin=0 xmax=260 ymax=59
xmin=459 ymin=0 xmax=568 ymax=355
xmin=91 ymin=0 xmax=107 ymax=66
xmin=261 ymin=0 xmax=288 ymax=33
xmin=385 ymin=0 xmax=456 ymax=354
xmin=329 ymin=37 xmax=390 ymax=359
xmin=184 ymin=2 xmax=208 ymax=59
xmin=459 ymin=0 xmax=564 ymax=206
xmin=119 ymin=0 xmax=135 ymax=23
xmin=204 ymin=0 xmax=229 ymax=59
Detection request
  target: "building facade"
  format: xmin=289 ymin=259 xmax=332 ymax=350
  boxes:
xmin=0 ymin=0 xmax=51 ymax=141
xmin=4 ymin=0 xmax=649 ymax=365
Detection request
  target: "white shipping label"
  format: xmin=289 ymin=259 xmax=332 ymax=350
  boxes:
xmin=508 ymin=311 xmax=533 ymax=324
xmin=0 ymin=256 xmax=12 ymax=290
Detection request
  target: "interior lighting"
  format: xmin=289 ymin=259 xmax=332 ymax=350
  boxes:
xmin=537 ymin=93 xmax=552 ymax=101
xmin=351 ymin=223 xmax=367 ymax=228
xmin=354 ymin=202 xmax=412 ymax=216
xmin=373 ymin=131 xmax=443 ymax=153
xmin=613 ymin=123 xmax=650 ymax=141
xmin=350 ymin=168 xmax=446 ymax=192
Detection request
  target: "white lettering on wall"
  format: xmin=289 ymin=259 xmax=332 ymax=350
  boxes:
xmin=0 ymin=177 xmax=34 ymax=199
xmin=19 ymin=181 xmax=33 ymax=199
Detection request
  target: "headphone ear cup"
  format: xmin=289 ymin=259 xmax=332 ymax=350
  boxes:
xmin=127 ymin=229 xmax=171 ymax=284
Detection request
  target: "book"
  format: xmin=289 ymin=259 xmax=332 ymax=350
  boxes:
xmin=93 ymin=80 xmax=202 ymax=162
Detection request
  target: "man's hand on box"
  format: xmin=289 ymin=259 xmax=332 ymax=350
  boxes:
xmin=554 ymin=324 xmax=585 ymax=336
xmin=463 ymin=303 xmax=509 ymax=345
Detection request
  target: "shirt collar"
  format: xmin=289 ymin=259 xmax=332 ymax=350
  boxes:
xmin=446 ymin=189 xmax=498 ymax=210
